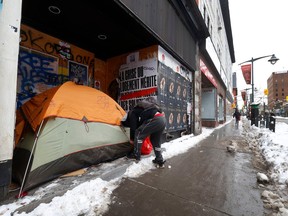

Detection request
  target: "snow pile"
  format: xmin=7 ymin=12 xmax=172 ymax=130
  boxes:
xmin=22 ymin=178 xmax=118 ymax=216
xmin=242 ymin=120 xmax=288 ymax=185
xmin=241 ymin=118 xmax=288 ymax=214
xmin=259 ymin=122 xmax=288 ymax=184
xmin=261 ymin=190 xmax=285 ymax=210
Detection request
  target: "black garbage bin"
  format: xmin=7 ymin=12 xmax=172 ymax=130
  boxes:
xmin=250 ymin=104 xmax=259 ymax=126
xmin=269 ymin=113 xmax=276 ymax=132
xmin=265 ymin=113 xmax=269 ymax=128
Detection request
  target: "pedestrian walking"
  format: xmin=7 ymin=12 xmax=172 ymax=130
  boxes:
xmin=125 ymin=96 xmax=166 ymax=167
xmin=233 ymin=108 xmax=241 ymax=129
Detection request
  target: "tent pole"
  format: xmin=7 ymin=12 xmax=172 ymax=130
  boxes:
xmin=18 ymin=120 xmax=44 ymax=198
xmin=119 ymin=125 xmax=129 ymax=139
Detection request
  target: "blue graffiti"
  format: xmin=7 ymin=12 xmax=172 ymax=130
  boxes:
xmin=17 ymin=49 xmax=68 ymax=108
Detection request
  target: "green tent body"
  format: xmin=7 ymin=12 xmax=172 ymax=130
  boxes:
xmin=13 ymin=82 xmax=131 ymax=191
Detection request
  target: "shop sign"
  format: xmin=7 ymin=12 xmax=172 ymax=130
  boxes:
xmin=200 ymin=59 xmax=217 ymax=88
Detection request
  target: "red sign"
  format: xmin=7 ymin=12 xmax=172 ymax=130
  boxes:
xmin=241 ymin=64 xmax=252 ymax=84
xmin=200 ymin=59 xmax=217 ymax=88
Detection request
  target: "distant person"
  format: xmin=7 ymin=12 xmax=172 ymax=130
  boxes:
xmin=125 ymin=96 xmax=166 ymax=167
xmin=233 ymin=108 xmax=241 ymax=129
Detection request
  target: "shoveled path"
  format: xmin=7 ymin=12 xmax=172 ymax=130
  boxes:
xmin=103 ymin=121 xmax=267 ymax=216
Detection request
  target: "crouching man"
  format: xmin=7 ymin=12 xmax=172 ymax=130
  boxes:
xmin=126 ymin=96 xmax=166 ymax=167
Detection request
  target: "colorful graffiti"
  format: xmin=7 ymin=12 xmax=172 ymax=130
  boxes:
xmin=20 ymin=28 xmax=94 ymax=68
xmin=17 ymin=48 xmax=69 ymax=108
xmin=16 ymin=25 xmax=96 ymax=108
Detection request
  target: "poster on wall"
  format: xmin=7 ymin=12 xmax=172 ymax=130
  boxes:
xmin=17 ymin=47 xmax=59 ymax=108
xmin=68 ymin=60 xmax=88 ymax=85
xmin=158 ymin=45 xmax=192 ymax=132
xmin=119 ymin=58 xmax=158 ymax=111
xmin=158 ymin=62 xmax=168 ymax=107
xmin=118 ymin=47 xmax=191 ymax=133
xmin=158 ymin=62 xmax=188 ymax=132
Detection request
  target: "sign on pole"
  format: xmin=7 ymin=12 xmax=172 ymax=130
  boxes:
xmin=241 ymin=64 xmax=252 ymax=84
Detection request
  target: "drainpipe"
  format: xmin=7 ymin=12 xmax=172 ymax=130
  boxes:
xmin=0 ymin=0 xmax=22 ymax=200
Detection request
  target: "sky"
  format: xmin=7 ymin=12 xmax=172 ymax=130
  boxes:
xmin=1 ymin=117 xmax=288 ymax=216
xmin=229 ymin=0 xmax=288 ymax=104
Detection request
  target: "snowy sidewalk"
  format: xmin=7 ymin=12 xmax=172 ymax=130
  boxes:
xmin=103 ymin=120 xmax=266 ymax=216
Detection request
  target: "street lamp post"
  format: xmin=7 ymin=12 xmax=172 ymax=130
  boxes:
xmin=239 ymin=54 xmax=279 ymax=103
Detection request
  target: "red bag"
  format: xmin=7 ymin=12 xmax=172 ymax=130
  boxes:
xmin=141 ymin=136 xmax=153 ymax=155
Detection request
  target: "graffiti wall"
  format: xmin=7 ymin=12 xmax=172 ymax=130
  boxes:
xmin=17 ymin=24 xmax=95 ymax=108
xmin=20 ymin=25 xmax=95 ymax=72
xmin=17 ymin=47 xmax=60 ymax=107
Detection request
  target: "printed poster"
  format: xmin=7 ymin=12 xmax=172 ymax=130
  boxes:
xmin=68 ymin=61 xmax=88 ymax=85
xmin=158 ymin=62 xmax=189 ymax=132
xmin=119 ymin=58 xmax=158 ymax=111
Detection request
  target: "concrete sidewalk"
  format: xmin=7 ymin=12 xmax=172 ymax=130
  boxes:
xmin=103 ymin=121 xmax=268 ymax=216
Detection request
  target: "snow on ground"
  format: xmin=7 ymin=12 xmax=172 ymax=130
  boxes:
xmin=242 ymin=117 xmax=288 ymax=185
xmin=1 ymin=117 xmax=288 ymax=216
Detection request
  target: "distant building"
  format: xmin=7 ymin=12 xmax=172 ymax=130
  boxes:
xmin=267 ymin=71 xmax=288 ymax=110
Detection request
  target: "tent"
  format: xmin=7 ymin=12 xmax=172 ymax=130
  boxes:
xmin=13 ymin=81 xmax=131 ymax=192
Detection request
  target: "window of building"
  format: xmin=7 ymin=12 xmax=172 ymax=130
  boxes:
xmin=276 ymin=93 xmax=278 ymax=96
xmin=282 ymin=93 xmax=284 ymax=96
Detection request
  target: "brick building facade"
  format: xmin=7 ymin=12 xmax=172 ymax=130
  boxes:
xmin=267 ymin=71 xmax=288 ymax=110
